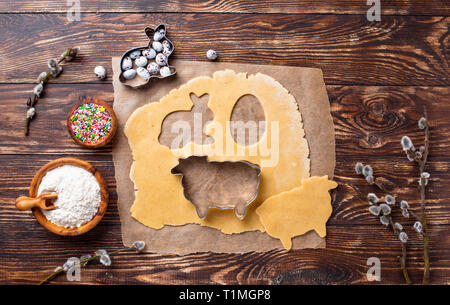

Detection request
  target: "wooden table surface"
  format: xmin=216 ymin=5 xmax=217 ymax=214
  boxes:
xmin=0 ymin=0 xmax=449 ymax=285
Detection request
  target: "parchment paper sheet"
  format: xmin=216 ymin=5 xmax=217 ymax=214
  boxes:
xmin=112 ymin=58 xmax=335 ymax=253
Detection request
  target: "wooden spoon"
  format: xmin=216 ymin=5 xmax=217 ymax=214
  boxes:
xmin=15 ymin=193 xmax=58 ymax=211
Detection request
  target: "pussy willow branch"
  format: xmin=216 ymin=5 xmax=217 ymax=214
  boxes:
xmin=25 ymin=47 xmax=79 ymax=136
xmin=363 ymin=178 xmax=412 ymax=284
xmin=371 ymin=182 xmax=417 ymax=284
xmin=357 ymin=108 xmax=431 ymax=284
xmin=373 ymin=180 xmax=389 ymax=193
xmin=371 ymin=181 xmax=422 ymax=222
xmin=388 ymin=217 xmax=412 ymax=284
xmin=38 ymin=245 xmax=138 ymax=285
xmin=418 ymin=107 xmax=430 ymax=284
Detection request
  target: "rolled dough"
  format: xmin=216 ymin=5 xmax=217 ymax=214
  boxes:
xmin=125 ymin=70 xmax=312 ymax=233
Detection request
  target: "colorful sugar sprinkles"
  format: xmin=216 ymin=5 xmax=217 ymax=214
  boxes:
xmin=70 ymin=103 xmax=113 ymax=144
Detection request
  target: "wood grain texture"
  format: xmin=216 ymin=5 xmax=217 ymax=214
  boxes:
xmin=0 ymin=0 xmax=448 ymax=15
xmin=0 ymin=84 xmax=114 ymax=155
xmin=2 ymin=83 xmax=449 ymax=155
xmin=0 ymin=1 xmax=449 ymax=285
xmin=1 ymin=208 xmax=449 ymax=285
xmin=0 ymin=144 xmax=447 ymax=228
xmin=0 ymin=82 xmax=449 ymax=284
xmin=0 ymin=14 xmax=448 ymax=85
xmin=0 ymin=148 xmax=448 ymax=286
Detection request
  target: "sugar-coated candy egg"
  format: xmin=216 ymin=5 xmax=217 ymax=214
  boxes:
xmin=147 ymin=62 xmax=160 ymax=74
xmin=123 ymin=69 xmax=137 ymax=80
xmin=206 ymin=49 xmax=217 ymax=61
xmin=135 ymin=56 xmax=148 ymax=67
xmin=122 ymin=57 xmax=133 ymax=70
xmin=155 ymin=53 xmax=167 ymax=66
xmin=129 ymin=50 xmax=141 ymax=59
xmin=94 ymin=66 xmax=106 ymax=79
xmin=142 ymin=48 xmax=156 ymax=59
xmin=160 ymin=66 xmax=171 ymax=78
xmin=162 ymin=40 xmax=171 ymax=51
xmin=153 ymin=29 xmax=165 ymax=41
xmin=136 ymin=67 xmax=150 ymax=80
xmin=152 ymin=41 xmax=163 ymax=52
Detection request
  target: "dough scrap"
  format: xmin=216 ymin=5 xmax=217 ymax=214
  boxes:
xmin=124 ymin=70 xmax=311 ymax=234
xmin=256 ymin=176 xmax=338 ymax=250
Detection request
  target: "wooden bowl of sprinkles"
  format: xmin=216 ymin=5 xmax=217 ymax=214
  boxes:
xmin=67 ymin=98 xmax=117 ymax=148
xmin=29 ymin=157 xmax=108 ymax=236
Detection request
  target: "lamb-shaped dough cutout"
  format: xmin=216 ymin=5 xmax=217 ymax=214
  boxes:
xmin=125 ymin=69 xmax=335 ymax=240
xmin=256 ymin=176 xmax=338 ymax=250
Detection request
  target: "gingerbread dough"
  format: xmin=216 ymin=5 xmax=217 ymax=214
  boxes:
xmin=125 ymin=70 xmax=312 ymax=233
xmin=256 ymin=176 xmax=337 ymax=250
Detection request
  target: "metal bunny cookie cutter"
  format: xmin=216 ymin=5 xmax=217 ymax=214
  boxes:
xmin=119 ymin=25 xmax=176 ymax=89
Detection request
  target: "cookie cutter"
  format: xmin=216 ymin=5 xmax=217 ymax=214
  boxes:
xmin=119 ymin=24 xmax=177 ymax=89
xmin=170 ymin=155 xmax=261 ymax=220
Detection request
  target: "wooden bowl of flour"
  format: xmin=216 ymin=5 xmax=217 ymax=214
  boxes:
xmin=29 ymin=157 xmax=108 ymax=236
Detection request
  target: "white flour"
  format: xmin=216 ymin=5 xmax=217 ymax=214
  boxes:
xmin=37 ymin=165 xmax=101 ymax=228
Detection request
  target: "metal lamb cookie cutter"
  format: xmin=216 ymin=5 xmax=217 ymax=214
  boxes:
xmin=170 ymin=156 xmax=261 ymax=220
xmin=119 ymin=24 xmax=177 ymax=89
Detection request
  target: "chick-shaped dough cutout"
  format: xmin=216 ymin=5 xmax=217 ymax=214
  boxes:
xmin=256 ymin=176 xmax=337 ymax=250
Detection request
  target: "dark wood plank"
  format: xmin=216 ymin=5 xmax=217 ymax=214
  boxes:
xmin=0 ymin=6 xmax=448 ymax=285
xmin=0 ymin=150 xmax=448 ymax=284
xmin=1 ymin=83 xmax=449 ymax=155
xmin=0 ymin=14 xmax=448 ymax=85
xmin=329 ymin=85 xmax=450 ymax=226
xmin=0 ymin=148 xmax=448 ymax=286
xmin=1 ymin=216 xmax=448 ymax=284
xmin=0 ymin=0 xmax=448 ymax=15
xmin=330 ymin=86 xmax=450 ymax=157
xmin=0 ymin=148 xmax=447 ymax=228
xmin=0 ymin=84 xmax=114 ymax=155
xmin=2 ymin=83 xmax=449 ymax=225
